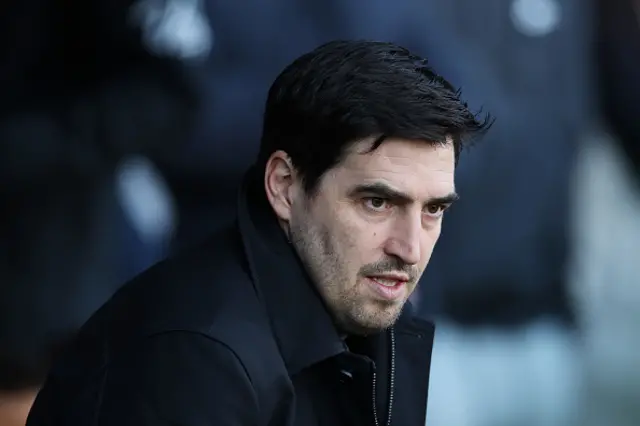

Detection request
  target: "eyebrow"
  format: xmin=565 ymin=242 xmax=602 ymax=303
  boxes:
xmin=348 ymin=182 xmax=459 ymax=206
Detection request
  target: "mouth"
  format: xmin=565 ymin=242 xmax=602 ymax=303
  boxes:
xmin=365 ymin=275 xmax=409 ymax=302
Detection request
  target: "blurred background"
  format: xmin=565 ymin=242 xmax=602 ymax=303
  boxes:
xmin=1 ymin=0 xmax=639 ymax=425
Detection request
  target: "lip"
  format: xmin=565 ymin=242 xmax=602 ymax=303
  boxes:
xmin=368 ymin=273 xmax=410 ymax=282
xmin=365 ymin=276 xmax=408 ymax=302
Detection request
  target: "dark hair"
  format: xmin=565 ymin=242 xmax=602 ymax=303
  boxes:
xmin=258 ymin=40 xmax=493 ymax=193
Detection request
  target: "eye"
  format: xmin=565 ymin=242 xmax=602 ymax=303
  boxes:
xmin=424 ymin=204 xmax=447 ymax=218
xmin=363 ymin=197 xmax=391 ymax=212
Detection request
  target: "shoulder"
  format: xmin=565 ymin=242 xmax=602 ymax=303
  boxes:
xmin=30 ymin=331 xmax=262 ymax=425
xmin=72 ymin=224 xmax=282 ymax=379
xmin=94 ymin=225 xmax=263 ymax=335
xmin=33 ymin=226 xmax=292 ymax=422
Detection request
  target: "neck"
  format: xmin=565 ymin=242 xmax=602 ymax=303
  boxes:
xmin=0 ymin=387 xmax=39 ymax=426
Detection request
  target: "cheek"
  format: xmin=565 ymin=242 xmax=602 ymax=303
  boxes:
xmin=334 ymin=219 xmax=377 ymax=266
xmin=420 ymin=225 xmax=443 ymax=263
xmin=367 ymin=228 xmax=386 ymax=250
xmin=351 ymin=225 xmax=389 ymax=264
xmin=429 ymin=222 xmax=443 ymax=242
xmin=324 ymin=201 xmax=387 ymax=266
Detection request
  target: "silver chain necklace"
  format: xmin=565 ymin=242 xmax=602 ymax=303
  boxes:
xmin=371 ymin=328 xmax=396 ymax=426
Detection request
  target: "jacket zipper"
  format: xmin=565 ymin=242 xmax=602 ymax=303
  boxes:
xmin=372 ymin=328 xmax=395 ymax=426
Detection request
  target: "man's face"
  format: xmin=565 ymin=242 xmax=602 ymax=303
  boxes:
xmin=268 ymin=138 xmax=456 ymax=335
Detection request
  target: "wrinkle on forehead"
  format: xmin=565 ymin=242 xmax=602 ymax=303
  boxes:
xmin=333 ymin=138 xmax=456 ymax=200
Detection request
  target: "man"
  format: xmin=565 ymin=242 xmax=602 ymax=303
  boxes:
xmin=27 ymin=40 xmax=489 ymax=426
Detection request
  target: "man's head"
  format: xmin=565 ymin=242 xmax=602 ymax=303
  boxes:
xmin=259 ymin=41 xmax=491 ymax=335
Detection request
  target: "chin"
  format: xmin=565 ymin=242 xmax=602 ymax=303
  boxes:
xmin=344 ymin=310 xmax=401 ymax=336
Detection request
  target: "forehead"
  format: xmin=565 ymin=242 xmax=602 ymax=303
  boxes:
xmin=328 ymin=138 xmax=456 ymax=200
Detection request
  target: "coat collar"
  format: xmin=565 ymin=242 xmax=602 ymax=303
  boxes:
xmin=236 ymin=166 xmax=346 ymax=374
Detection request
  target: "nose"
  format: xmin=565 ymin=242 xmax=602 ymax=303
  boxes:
xmin=383 ymin=214 xmax=422 ymax=266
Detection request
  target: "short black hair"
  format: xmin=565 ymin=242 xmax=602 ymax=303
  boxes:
xmin=258 ymin=40 xmax=492 ymax=193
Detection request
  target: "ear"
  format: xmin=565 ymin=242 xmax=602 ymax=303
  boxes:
xmin=264 ymin=150 xmax=299 ymax=222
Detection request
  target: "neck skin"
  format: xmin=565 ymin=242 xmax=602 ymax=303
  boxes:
xmin=0 ymin=388 xmax=39 ymax=426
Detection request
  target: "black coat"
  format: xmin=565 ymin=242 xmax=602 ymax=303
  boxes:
xmin=26 ymin=168 xmax=434 ymax=426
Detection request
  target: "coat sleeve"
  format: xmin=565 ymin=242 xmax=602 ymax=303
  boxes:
xmin=97 ymin=331 xmax=259 ymax=425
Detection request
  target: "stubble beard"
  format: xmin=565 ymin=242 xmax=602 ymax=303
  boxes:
xmin=289 ymin=214 xmax=405 ymax=336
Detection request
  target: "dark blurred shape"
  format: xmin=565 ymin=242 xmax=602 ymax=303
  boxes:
xmin=0 ymin=0 xmax=203 ymax=390
xmin=596 ymin=0 xmax=640 ymax=180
